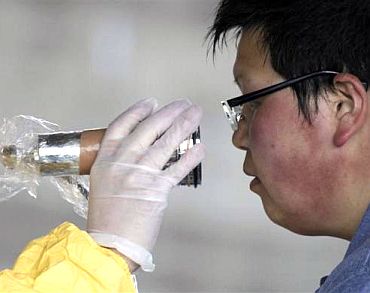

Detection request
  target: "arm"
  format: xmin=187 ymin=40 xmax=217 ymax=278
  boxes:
xmin=0 ymin=222 xmax=136 ymax=293
xmin=0 ymin=98 xmax=204 ymax=291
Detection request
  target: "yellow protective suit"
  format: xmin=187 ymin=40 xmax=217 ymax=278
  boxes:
xmin=0 ymin=222 xmax=136 ymax=293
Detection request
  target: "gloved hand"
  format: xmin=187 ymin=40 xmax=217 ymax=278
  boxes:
xmin=87 ymin=98 xmax=205 ymax=272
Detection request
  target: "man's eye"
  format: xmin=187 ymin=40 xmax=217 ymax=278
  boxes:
xmin=242 ymin=101 xmax=261 ymax=117
xmin=249 ymin=100 xmax=262 ymax=109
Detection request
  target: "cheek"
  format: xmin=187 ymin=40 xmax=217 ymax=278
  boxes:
xmin=249 ymin=100 xmax=295 ymax=164
xmin=248 ymin=102 xmax=339 ymax=217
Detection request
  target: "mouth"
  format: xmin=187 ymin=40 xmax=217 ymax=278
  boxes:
xmin=244 ymin=169 xmax=261 ymax=189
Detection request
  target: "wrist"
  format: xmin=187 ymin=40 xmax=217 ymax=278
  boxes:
xmin=88 ymin=231 xmax=156 ymax=272
xmin=109 ymin=248 xmax=140 ymax=273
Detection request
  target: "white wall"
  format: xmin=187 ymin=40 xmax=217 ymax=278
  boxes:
xmin=0 ymin=1 xmax=347 ymax=292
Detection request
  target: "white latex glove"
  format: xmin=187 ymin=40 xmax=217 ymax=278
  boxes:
xmin=87 ymin=98 xmax=205 ymax=272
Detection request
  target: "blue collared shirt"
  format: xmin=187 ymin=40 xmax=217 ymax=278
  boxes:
xmin=317 ymin=204 xmax=370 ymax=292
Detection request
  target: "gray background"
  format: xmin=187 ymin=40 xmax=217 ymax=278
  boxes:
xmin=0 ymin=1 xmax=347 ymax=292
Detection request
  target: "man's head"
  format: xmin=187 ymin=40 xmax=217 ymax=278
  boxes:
xmin=208 ymin=0 xmax=370 ymax=239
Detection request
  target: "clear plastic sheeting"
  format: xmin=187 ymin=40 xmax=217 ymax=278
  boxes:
xmin=51 ymin=176 xmax=89 ymax=218
xmin=0 ymin=115 xmax=89 ymax=218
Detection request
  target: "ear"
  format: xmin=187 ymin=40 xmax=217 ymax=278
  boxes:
xmin=333 ymin=73 xmax=368 ymax=147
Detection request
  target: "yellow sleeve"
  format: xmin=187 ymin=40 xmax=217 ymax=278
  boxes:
xmin=0 ymin=222 xmax=136 ymax=293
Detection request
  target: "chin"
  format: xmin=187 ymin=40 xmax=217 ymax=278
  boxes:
xmin=262 ymin=203 xmax=325 ymax=236
xmin=270 ymin=215 xmax=329 ymax=236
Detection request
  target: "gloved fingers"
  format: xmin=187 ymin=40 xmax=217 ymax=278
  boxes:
xmin=139 ymin=105 xmax=202 ymax=169
xmin=115 ymin=99 xmax=192 ymax=160
xmin=96 ymin=98 xmax=158 ymax=159
xmin=162 ymin=142 xmax=205 ymax=183
xmin=106 ymin=98 xmax=158 ymax=140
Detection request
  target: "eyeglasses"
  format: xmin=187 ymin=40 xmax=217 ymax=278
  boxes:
xmin=221 ymin=70 xmax=369 ymax=131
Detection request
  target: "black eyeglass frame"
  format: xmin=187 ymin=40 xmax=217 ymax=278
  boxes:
xmin=221 ymin=70 xmax=368 ymax=131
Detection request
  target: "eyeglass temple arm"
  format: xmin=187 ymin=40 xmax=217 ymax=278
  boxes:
xmin=228 ymin=71 xmax=341 ymax=108
xmin=227 ymin=71 xmax=369 ymax=108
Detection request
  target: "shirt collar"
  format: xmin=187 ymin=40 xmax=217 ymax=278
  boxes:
xmin=344 ymin=203 xmax=370 ymax=258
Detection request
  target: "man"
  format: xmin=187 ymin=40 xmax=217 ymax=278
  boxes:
xmin=2 ymin=0 xmax=369 ymax=291
xmin=207 ymin=0 xmax=370 ymax=291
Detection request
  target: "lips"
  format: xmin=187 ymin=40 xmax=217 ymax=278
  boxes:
xmin=243 ymin=168 xmax=256 ymax=177
xmin=243 ymin=154 xmax=261 ymax=190
xmin=244 ymin=168 xmax=260 ymax=186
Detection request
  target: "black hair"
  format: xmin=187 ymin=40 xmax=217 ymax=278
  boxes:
xmin=207 ymin=0 xmax=370 ymax=121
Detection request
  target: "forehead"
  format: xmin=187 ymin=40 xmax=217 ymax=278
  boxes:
xmin=233 ymin=30 xmax=280 ymax=85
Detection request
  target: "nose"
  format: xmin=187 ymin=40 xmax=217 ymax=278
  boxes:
xmin=232 ymin=117 xmax=249 ymax=150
